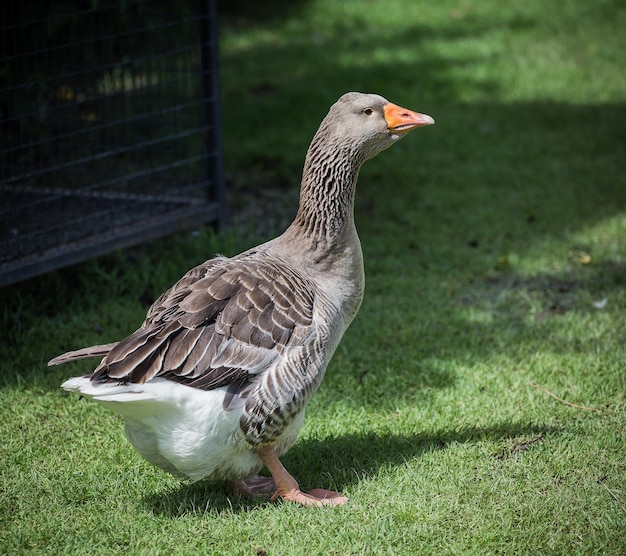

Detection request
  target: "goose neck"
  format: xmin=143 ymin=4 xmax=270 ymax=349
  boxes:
xmin=293 ymin=143 xmax=362 ymax=241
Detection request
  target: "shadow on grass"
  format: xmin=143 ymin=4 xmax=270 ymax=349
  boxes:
xmin=143 ymin=421 xmax=555 ymax=516
xmin=218 ymin=0 xmax=312 ymax=26
xmin=464 ymin=260 xmax=626 ymax=318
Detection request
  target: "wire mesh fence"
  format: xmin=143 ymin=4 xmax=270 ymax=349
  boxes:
xmin=0 ymin=0 xmax=225 ymax=286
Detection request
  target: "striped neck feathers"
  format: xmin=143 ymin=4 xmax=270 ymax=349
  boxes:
xmin=293 ymin=132 xmax=366 ymax=241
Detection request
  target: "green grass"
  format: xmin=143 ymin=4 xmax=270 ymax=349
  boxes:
xmin=2 ymin=0 xmax=626 ymax=553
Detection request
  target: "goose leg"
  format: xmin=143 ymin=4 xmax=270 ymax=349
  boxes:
xmin=256 ymin=445 xmax=348 ymax=507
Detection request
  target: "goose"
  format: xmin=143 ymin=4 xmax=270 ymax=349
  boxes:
xmin=50 ymin=92 xmax=434 ymax=507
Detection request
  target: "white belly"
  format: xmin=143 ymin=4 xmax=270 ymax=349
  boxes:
xmin=62 ymin=376 xmax=304 ymax=482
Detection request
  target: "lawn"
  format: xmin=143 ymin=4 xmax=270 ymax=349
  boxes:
xmin=2 ymin=0 xmax=626 ymax=554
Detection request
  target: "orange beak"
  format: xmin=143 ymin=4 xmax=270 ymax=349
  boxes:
xmin=384 ymin=102 xmax=435 ymax=134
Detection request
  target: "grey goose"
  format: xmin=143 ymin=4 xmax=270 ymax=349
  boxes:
xmin=51 ymin=92 xmax=434 ymax=506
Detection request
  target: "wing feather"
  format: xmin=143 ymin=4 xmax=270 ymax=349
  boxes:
xmin=162 ymin=327 xmax=204 ymax=372
xmin=55 ymin=254 xmax=317 ymax=394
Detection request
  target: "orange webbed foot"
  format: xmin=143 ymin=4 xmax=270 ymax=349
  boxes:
xmin=255 ymin=444 xmax=348 ymax=507
xmin=273 ymin=488 xmax=348 ymax=507
xmin=231 ymin=474 xmax=276 ymax=498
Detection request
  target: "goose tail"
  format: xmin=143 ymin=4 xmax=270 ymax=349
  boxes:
xmin=48 ymin=343 xmax=117 ymax=366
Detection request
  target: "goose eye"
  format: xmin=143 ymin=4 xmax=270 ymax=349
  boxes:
xmin=363 ymin=107 xmax=373 ymax=116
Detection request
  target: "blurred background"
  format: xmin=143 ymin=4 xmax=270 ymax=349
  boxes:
xmin=3 ymin=0 xmax=625 ymax=286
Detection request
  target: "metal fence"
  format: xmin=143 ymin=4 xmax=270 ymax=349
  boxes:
xmin=0 ymin=0 xmax=225 ymax=287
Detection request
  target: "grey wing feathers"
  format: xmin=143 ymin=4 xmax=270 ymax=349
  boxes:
xmin=48 ymin=343 xmax=118 ymax=366
xmin=52 ymin=254 xmax=316 ymax=392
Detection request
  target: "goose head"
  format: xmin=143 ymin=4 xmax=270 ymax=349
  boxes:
xmin=318 ymin=92 xmax=435 ymax=162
